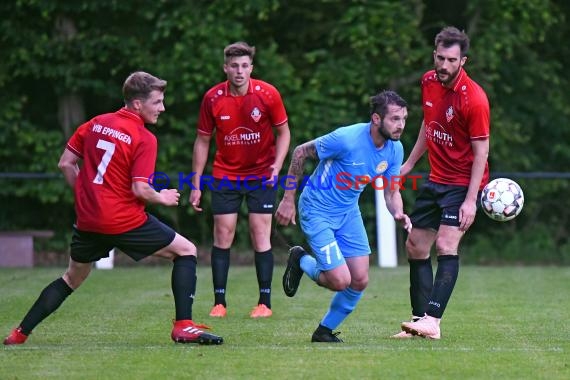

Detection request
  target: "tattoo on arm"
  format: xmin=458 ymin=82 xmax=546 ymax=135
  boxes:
xmin=289 ymin=141 xmax=317 ymax=179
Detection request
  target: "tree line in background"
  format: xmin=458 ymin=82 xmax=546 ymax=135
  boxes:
xmin=1 ymin=0 xmax=569 ymax=264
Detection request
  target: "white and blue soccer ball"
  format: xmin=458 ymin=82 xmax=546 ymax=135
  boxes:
xmin=480 ymin=178 xmax=524 ymax=222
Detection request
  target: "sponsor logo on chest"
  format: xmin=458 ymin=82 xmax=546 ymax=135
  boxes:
xmin=224 ymin=127 xmax=261 ymax=146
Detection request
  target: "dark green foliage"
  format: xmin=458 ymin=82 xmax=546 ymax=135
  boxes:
xmin=0 ymin=0 xmax=568 ymax=263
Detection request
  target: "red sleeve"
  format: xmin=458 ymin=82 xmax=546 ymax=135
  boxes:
xmin=467 ymin=100 xmax=490 ymax=140
xmin=131 ymin=133 xmax=157 ymax=183
xmin=197 ymin=93 xmax=215 ymax=136
xmin=266 ymin=86 xmax=288 ymax=127
xmin=66 ymin=121 xmax=92 ymax=157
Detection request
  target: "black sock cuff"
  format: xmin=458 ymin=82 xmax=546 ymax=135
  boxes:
xmin=408 ymin=258 xmax=431 ymax=265
xmin=55 ymin=277 xmax=74 ymax=295
xmin=174 ymin=255 xmax=197 ymax=264
xmin=437 ymin=255 xmax=459 ymax=262
xmin=255 ymin=249 xmax=272 ymax=255
xmin=212 ymin=246 xmax=230 ymax=255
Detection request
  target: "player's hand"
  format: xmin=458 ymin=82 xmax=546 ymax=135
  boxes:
xmin=275 ymin=198 xmax=296 ymax=226
xmin=159 ymin=188 xmax=180 ymax=206
xmin=263 ymin=165 xmax=280 ymax=188
xmin=394 ymin=212 xmax=412 ymax=233
xmin=459 ymin=199 xmax=477 ymax=231
xmin=189 ymin=189 xmax=203 ymax=212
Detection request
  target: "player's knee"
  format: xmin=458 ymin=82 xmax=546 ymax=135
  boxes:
xmin=329 ymin=282 xmax=349 ymax=292
xmin=328 ymin=276 xmax=351 ymax=291
xmin=177 ymin=239 xmax=197 ymax=257
xmin=168 ymin=235 xmax=197 ymax=259
xmin=62 ymin=271 xmax=88 ymax=290
xmin=214 ymin=226 xmax=236 ymax=245
xmin=434 ymin=236 xmax=459 ymax=255
xmin=351 ymin=276 xmax=368 ymax=291
xmin=405 ymin=237 xmax=422 ymax=257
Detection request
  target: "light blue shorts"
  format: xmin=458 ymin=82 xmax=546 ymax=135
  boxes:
xmin=299 ymin=202 xmax=371 ymax=272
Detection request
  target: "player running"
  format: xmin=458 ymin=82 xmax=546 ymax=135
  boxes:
xmin=275 ymin=90 xmax=412 ymax=342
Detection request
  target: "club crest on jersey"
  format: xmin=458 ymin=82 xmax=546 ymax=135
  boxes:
xmin=446 ymin=106 xmax=454 ymax=123
xmin=251 ymin=107 xmax=261 ymax=123
xmin=376 ymin=161 xmax=388 ymax=174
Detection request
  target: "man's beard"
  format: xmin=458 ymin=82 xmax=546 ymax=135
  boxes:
xmin=436 ymin=67 xmax=460 ymax=86
xmin=378 ymin=120 xmax=399 ymax=141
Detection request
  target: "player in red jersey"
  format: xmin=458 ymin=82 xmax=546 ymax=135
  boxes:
xmin=190 ymin=42 xmax=291 ymax=318
xmin=3 ymin=72 xmax=223 ymax=346
xmin=392 ymin=27 xmax=490 ymax=339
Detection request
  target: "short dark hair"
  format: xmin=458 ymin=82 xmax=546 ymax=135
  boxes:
xmin=122 ymin=71 xmax=167 ymax=104
xmin=224 ymin=41 xmax=256 ymax=63
xmin=435 ymin=26 xmax=470 ymax=57
xmin=370 ymin=90 xmax=407 ymax=117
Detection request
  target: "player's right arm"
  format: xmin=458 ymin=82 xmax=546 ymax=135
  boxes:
xmin=189 ymin=133 xmax=211 ymax=212
xmin=132 ymin=181 xmax=180 ymax=206
xmin=58 ymin=148 xmax=81 ymax=188
xmin=275 ymin=140 xmax=318 ymax=226
xmin=400 ymin=120 xmax=428 ymax=176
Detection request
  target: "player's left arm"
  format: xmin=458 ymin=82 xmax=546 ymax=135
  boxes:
xmin=58 ymin=148 xmax=81 ymax=188
xmin=459 ymin=138 xmax=489 ymax=230
xmin=269 ymin=121 xmax=291 ymax=183
xmin=384 ymin=182 xmax=412 ymax=233
xmin=266 ymin=84 xmax=291 ymax=183
xmin=132 ymin=181 xmax=180 ymax=207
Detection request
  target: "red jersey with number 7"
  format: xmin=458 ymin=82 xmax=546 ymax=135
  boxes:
xmin=66 ymin=108 xmax=156 ymax=234
xmin=421 ymin=68 xmax=490 ymax=189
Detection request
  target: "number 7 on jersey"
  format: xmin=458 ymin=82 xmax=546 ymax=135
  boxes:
xmin=93 ymin=139 xmax=116 ymax=184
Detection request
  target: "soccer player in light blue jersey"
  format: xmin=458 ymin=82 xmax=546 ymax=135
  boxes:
xmin=275 ymin=90 xmax=412 ymax=342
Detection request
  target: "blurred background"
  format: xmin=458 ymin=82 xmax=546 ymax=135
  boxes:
xmin=1 ymin=0 xmax=569 ymax=265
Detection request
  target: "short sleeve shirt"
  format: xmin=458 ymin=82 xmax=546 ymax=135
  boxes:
xmin=421 ymin=69 xmax=490 ymax=188
xmin=198 ymin=79 xmax=288 ymax=180
xmin=299 ymin=122 xmax=404 ymax=215
xmin=66 ymin=108 xmax=156 ymax=234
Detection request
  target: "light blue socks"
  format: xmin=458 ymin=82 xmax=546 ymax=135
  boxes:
xmin=300 ymin=255 xmax=320 ymax=282
xmin=321 ymin=287 xmax=363 ymax=330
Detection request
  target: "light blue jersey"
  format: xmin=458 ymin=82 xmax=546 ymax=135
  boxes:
xmin=298 ymin=122 xmax=404 ymax=270
xmin=299 ymin=122 xmax=403 ymax=215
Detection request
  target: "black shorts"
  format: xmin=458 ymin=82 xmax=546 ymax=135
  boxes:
xmin=209 ymin=179 xmax=277 ymax=215
xmin=70 ymin=214 xmax=176 ymax=263
xmin=409 ymin=181 xmax=472 ymax=230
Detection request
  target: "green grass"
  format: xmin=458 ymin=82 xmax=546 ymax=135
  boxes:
xmin=1 ymin=265 xmax=569 ymax=380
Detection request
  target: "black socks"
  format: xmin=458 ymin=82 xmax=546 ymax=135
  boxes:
xmin=426 ymin=255 xmax=459 ymax=318
xmin=172 ymin=255 xmax=197 ymax=321
xmin=408 ymin=258 xmax=433 ymax=317
xmin=211 ymin=246 xmax=230 ymax=306
xmin=254 ymin=250 xmax=273 ymax=308
xmin=20 ymin=277 xmax=73 ymax=335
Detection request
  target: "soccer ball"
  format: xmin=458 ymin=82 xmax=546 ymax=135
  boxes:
xmin=480 ymin=178 xmax=524 ymax=222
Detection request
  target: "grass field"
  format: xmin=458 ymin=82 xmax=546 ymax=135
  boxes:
xmin=1 ymin=265 xmax=568 ymax=380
